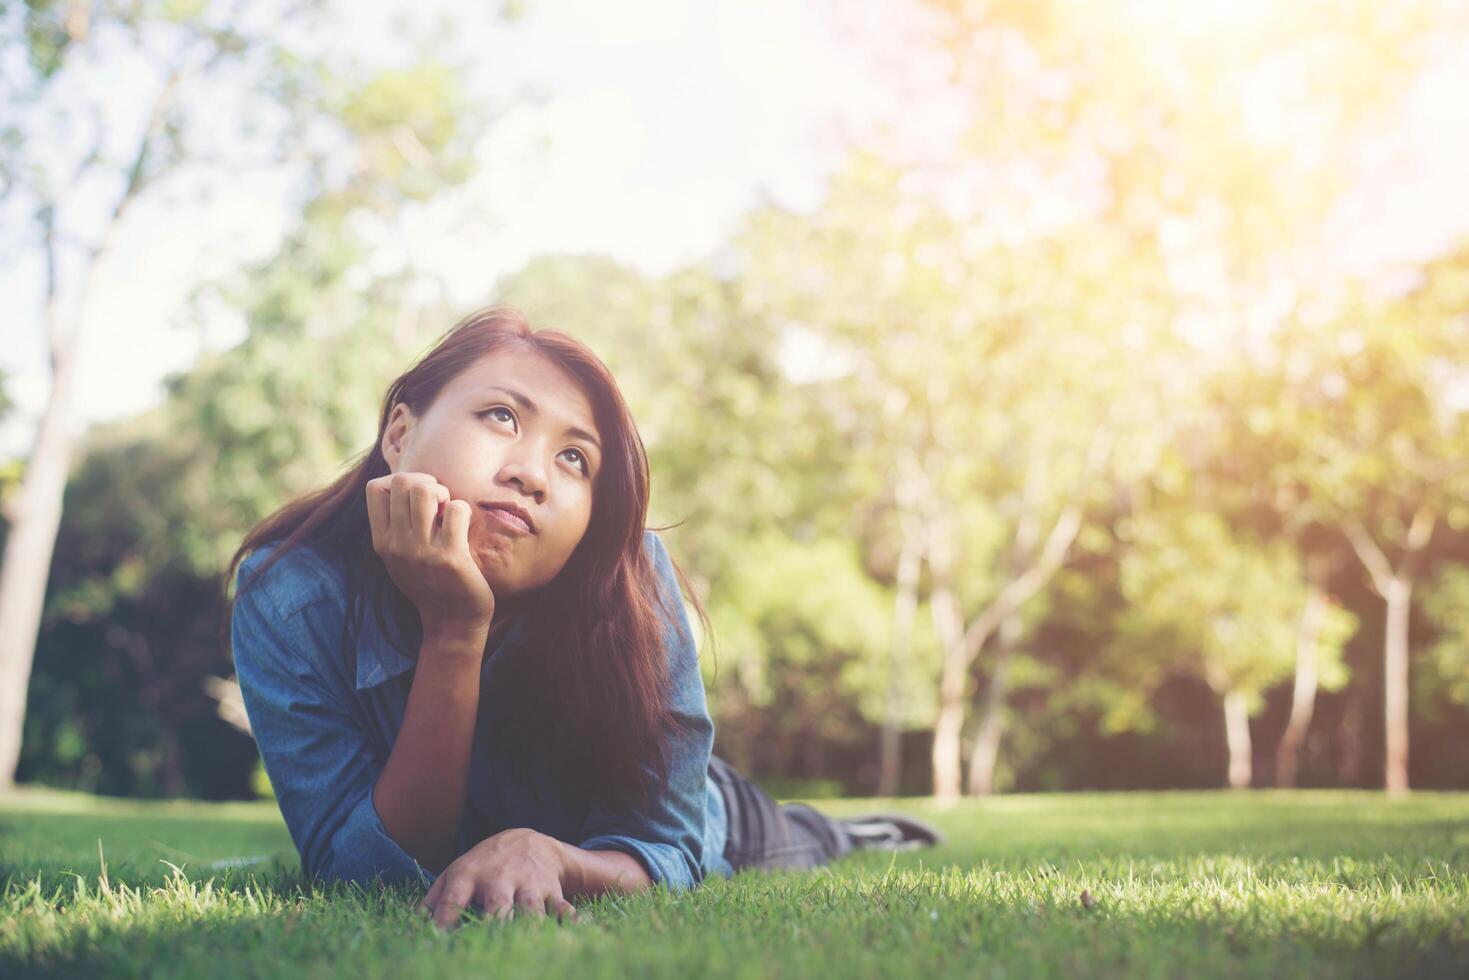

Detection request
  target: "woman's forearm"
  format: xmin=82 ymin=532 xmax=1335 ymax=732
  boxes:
xmin=559 ymin=844 xmax=654 ymax=900
xmin=372 ymin=628 xmax=486 ymax=875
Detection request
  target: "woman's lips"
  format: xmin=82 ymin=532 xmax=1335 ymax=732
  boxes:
xmin=482 ymin=505 xmax=533 ymax=536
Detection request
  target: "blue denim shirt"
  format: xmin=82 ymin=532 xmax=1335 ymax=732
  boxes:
xmin=230 ymin=528 xmax=731 ymax=892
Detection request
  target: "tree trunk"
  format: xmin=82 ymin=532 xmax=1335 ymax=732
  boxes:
xmin=1383 ymin=577 xmax=1412 ymax=794
xmin=965 ymin=466 xmax=1043 ymax=799
xmin=929 ymin=496 xmax=1089 ymax=803
xmin=1275 ymin=560 xmax=1328 ymax=787
xmin=928 ymin=523 xmax=967 ymax=806
xmin=0 ymin=327 xmax=79 ymax=788
xmin=1343 ymin=510 xmax=1433 ymax=796
xmin=931 ymin=685 xmax=965 ymax=804
xmin=878 ymin=514 xmax=923 ymax=797
xmin=964 ymin=611 xmax=1017 ymax=796
xmin=0 ymin=56 xmax=187 ymax=788
xmin=927 ymin=425 xmax=1109 ymax=803
xmin=1222 ymin=689 xmax=1252 ymax=789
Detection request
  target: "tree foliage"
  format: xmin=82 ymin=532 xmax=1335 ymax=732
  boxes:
xmin=10 ymin=0 xmax=1469 ymax=798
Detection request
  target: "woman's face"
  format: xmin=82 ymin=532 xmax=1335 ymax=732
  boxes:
xmin=380 ymin=346 xmax=603 ymax=600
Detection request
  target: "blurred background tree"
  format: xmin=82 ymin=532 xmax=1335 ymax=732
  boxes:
xmin=0 ymin=0 xmax=351 ymax=789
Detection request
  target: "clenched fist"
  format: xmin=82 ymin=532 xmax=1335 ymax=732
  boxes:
xmin=365 ymin=472 xmax=495 ymax=639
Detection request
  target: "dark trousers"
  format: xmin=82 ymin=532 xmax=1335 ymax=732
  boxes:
xmin=708 ymin=754 xmax=855 ymax=871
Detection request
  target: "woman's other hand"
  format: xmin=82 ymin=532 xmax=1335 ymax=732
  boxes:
xmin=365 ymin=472 xmax=494 ymax=639
xmin=418 ymin=828 xmax=579 ymax=928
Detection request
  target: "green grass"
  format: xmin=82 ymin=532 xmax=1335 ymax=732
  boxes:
xmin=3 ymin=787 xmax=1467 ymax=978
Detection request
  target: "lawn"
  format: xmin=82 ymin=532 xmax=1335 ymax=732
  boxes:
xmin=2 ymin=787 xmax=1466 ymax=978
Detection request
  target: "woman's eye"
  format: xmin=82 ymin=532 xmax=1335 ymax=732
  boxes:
xmin=481 ymin=406 xmax=516 ymax=428
xmin=562 ymin=448 xmax=589 ymax=475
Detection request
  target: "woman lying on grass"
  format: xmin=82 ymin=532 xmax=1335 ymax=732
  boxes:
xmin=227 ymin=307 xmax=942 ymax=929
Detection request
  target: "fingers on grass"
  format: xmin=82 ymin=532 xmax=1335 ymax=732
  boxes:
xmin=418 ymin=875 xmax=445 ymax=919
xmin=512 ymin=888 xmax=546 ymax=920
xmin=482 ymin=888 xmax=515 ymax=923
xmin=433 ymin=876 xmax=476 ymax=930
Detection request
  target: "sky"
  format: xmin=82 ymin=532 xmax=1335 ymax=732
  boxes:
xmin=3 ymin=0 xmax=1468 ymax=462
xmin=0 ymin=0 xmax=902 ymax=460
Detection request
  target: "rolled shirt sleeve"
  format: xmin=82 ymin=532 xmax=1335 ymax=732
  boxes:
xmin=577 ymin=531 xmax=714 ymax=892
xmin=231 ymin=573 xmax=437 ymax=890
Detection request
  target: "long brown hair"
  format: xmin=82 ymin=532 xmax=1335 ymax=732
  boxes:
xmin=226 ymin=306 xmax=710 ymax=813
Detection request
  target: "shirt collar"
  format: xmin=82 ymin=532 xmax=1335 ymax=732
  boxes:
xmin=354 ymin=605 xmax=530 ymax=691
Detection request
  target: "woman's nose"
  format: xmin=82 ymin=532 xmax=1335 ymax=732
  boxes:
xmin=501 ymin=452 xmax=547 ymax=501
